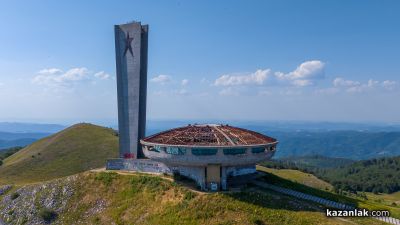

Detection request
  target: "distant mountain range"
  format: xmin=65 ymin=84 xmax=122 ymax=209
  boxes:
xmin=146 ymin=120 xmax=400 ymax=133
xmin=0 ymin=138 xmax=39 ymax=150
xmin=1 ymin=121 xmax=400 ymax=160
xmin=0 ymin=131 xmax=52 ymax=150
xmin=0 ymin=122 xmax=65 ymax=133
xmin=267 ymin=130 xmax=400 ymax=160
xmin=0 ymin=122 xmax=65 ymax=150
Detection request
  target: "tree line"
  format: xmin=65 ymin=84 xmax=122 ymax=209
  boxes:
xmin=261 ymin=156 xmax=400 ymax=194
xmin=0 ymin=146 xmax=23 ymax=166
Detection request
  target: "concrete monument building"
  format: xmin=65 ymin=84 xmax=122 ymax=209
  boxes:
xmin=114 ymin=21 xmax=148 ymax=159
xmin=140 ymin=124 xmax=278 ymax=190
xmin=108 ymin=21 xmax=278 ymax=191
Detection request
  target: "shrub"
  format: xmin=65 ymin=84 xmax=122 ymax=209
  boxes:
xmin=11 ymin=192 xmax=19 ymax=200
xmin=39 ymin=208 xmax=57 ymax=223
xmin=131 ymin=175 xmax=168 ymax=193
xmin=251 ymin=218 xmax=265 ymax=225
xmin=183 ymin=191 xmax=196 ymax=201
xmin=95 ymin=172 xmax=118 ymax=186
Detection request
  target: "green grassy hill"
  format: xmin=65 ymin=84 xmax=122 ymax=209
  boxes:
xmin=256 ymin=166 xmax=333 ymax=190
xmin=0 ymin=123 xmax=118 ymax=185
xmin=0 ymin=123 xmax=395 ymax=224
xmin=0 ymin=171 xmax=384 ymax=225
xmin=257 ymin=166 xmax=400 ymax=219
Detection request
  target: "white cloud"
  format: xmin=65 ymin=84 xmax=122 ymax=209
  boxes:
xmin=335 ymin=78 xmax=367 ymax=93
xmin=275 ymin=60 xmax=325 ymax=86
xmin=38 ymin=68 xmax=63 ymax=75
xmin=333 ymin=78 xmax=361 ymax=87
xmin=94 ymin=71 xmax=111 ymax=80
xmin=214 ymin=69 xmax=270 ymax=86
xmin=332 ymin=77 xmax=397 ymax=93
xmin=150 ymin=74 xmax=171 ymax=84
xmin=181 ymin=79 xmax=189 ymax=86
xmin=367 ymin=79 xmax=379 ymax=88
xmin=32 ymin=67 xmax=95 ymax=87
xmin=382 ymin=80 xmax=397 ymax=90
xmin=60 ymin=68 xmax=89 ymax=81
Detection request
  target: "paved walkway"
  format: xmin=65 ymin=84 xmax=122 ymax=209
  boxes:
xmin=253 ymin=181 xmax=400 ymax=225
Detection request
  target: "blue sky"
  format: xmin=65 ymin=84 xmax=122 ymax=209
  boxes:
xmin=0 ymin=0 xmax=399 ymax=125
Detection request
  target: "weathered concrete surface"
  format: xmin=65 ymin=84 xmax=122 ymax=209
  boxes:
xmin=106 ymin=158 xmax=171 ymax=174
xmin=115 ymin=21 xmax=148 ymax=159
xmin=142 ymin=146 xmax=275 ymax=167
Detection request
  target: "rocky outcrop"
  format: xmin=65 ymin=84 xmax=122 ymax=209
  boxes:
xmin=0 ymin=186 xmax=12 ymax=196
xmin=0 ymin=176 xmax=76 ymax=225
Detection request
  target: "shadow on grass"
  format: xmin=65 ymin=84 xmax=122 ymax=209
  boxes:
xmin=221 ymin=171 xmax=360 ymax=212
xmin=222 ymin=188 xmax=321 ymax=213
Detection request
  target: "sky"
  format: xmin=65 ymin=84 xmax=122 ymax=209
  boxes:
xmin=0 ymin=0 xmax=400 ymax=125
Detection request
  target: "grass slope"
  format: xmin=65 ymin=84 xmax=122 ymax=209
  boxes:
xmin=0 ymin=123 xmax=118 ymax=185
xmin=257 ymin=166 xmax=400 ymax=219
xmin=57 ymin=172 xmax=382 ymax=225
xmin=256 ymin=166 xmax=333 ymax=190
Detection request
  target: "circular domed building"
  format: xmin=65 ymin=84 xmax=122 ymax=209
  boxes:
xmin=140 ymin=124 xmax=278 ymax=191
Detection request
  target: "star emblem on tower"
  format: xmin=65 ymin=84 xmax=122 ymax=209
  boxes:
xmin=124 ymin=32 xmax=134 ymax=57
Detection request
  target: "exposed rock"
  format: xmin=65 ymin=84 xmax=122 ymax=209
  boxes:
xmin=0 ymin=176 xmax=77 ymax=225
xmin=0 ymin=185 xmax=12 ymax=196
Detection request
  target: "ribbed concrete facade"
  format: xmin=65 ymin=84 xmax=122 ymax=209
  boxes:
xmin=139 ymin=124 xmax=278 ymax=191
xmin=141 ymin=144 xmax=276 ymax=166
xmin=114 ymin=21 xmax=148 ymax=159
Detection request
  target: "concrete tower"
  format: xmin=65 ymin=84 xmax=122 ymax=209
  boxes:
xmin=114 ymin=21 xmax=148 ymax=159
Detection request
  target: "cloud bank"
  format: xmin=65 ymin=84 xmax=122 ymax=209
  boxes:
xmin=32 ymin=67 xmax=112 ymax=88
xmin=214 ymin=69 xmax=270 ymax=86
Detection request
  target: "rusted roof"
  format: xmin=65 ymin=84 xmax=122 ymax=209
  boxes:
xmin=142 ymin=124 xmax=277 ymax=146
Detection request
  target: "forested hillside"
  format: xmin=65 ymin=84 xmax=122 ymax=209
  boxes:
xmin=262 ymin=156 xmax=400 ymax=194
xmin=266 ymin=131 xmax=400 ymax=159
